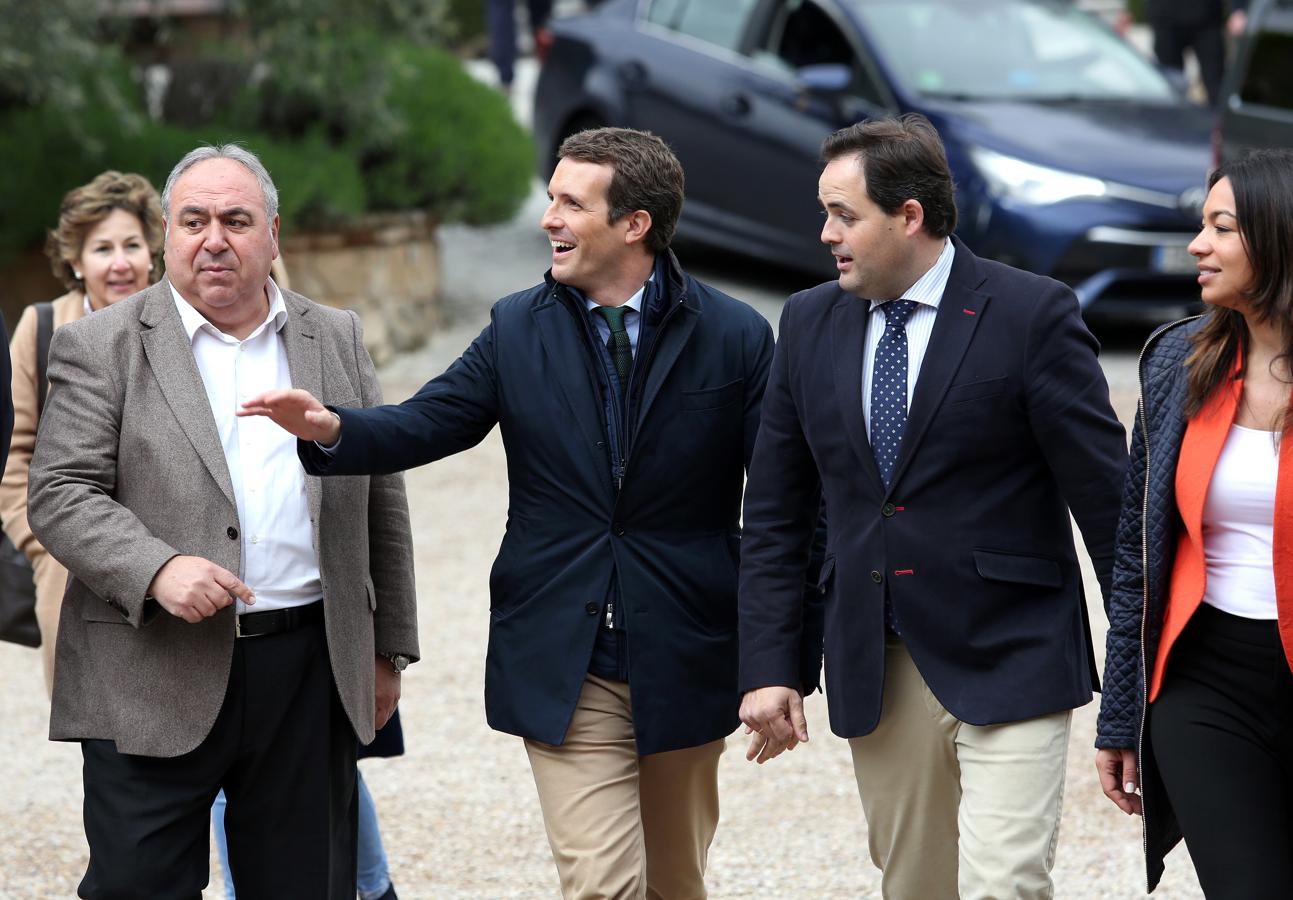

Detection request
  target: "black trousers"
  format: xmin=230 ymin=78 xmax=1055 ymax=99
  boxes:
xmin=1152 ymin=23 xmax=1227 ymax=105
xmin=1149 ymin=603 xmax=1293 ymax=899
xmin=78 ymin=618 xmax=358 ymax=900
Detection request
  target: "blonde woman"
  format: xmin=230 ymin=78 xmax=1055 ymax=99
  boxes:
xmin=0 ymin=170 xmax=163 ymax=691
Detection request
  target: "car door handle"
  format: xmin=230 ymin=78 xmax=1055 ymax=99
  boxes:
xmin=720 ymin=93 xmax=751 ymax=117
xmin=616 ymin=60 xmax=648 ymax=89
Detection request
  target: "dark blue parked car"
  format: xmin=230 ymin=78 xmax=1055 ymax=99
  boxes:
xmin=534 ymin=0 xmax=1214 ymax=316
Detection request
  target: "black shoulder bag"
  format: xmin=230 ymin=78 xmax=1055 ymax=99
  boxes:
xmin=0 ymin=302 xmax=55 ymax=647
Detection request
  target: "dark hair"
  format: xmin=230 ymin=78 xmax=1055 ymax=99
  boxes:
xmin=1184 ymin=149 xmax=1293 ymax=424
xmin=820 ymin=113 xmax=957 ymax=238
xmin=45 ymin=170 xmax=164 ymax=290
xmin=557 ymin=127 xmax=684 ymax=253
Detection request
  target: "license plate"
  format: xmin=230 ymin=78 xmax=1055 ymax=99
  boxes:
xmin=1154 ymin=244 xmax=1195 ymax=275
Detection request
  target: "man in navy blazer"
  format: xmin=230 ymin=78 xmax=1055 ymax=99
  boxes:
xmin=738 ymin=115 xmax=1126 ymax=898
xmin=241 ymin=128 xmax=801 ymax=899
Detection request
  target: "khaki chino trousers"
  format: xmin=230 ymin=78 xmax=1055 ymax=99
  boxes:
xmin=848 ymin=639 xmax=1071 ymax=900
xmin=525 ymin=675 xmax=724 ymax=900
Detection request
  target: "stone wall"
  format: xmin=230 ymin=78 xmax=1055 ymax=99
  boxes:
xmin=280 ymin=211 xmax=442 ymax=366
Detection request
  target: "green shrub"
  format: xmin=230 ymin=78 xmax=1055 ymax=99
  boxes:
xmin=0 ymin=73 xmax=366 ymax=260
xmin=0 ymin=4 xmax=531 ymax=259
xmin=360 ymin=43 xmax=534 ymax=226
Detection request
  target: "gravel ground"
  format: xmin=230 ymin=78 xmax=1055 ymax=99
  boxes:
xmin=0 ymin=52 xmax=1203 ymax=899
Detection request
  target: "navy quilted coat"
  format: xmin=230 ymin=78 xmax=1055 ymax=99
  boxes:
xmin=1096 ymin=315 xmax=1203 ymax=893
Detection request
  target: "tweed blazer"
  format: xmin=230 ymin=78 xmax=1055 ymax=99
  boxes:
xmin=28 ymin=279 xmax=417 ymax=756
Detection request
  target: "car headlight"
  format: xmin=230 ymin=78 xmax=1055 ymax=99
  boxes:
xmin=970 ymin=146 xmax=1108 ymax=206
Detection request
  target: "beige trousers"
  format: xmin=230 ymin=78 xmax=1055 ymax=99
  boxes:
xmin=847 ymin=640 xmax=1071 ymax=900
xmin=524 ymin=675 xmax=724 ymax=900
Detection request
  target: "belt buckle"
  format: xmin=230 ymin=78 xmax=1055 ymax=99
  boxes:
xmin=235 ymin=613 xmax=263 ymax=639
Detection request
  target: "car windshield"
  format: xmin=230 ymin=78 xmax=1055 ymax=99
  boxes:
xmin=852 ymin=0 xmax=1176 ymax=102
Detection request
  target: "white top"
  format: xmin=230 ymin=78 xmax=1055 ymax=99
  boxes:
xmin=862 ymin=239 xmax=955 ymax=436
xmin=1201 ymin=423 xmax=1279 ymax=620
xmin=171 ymin=280 xmax=323 ymax=613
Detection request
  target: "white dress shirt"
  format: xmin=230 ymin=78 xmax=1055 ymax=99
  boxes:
xmin=171 ymin=280 xmax=322 ymax=613
xmin=585 ymin=277 xmax=649 ymax=354
xmin=861 ymin=239 xmax=956 ymax=436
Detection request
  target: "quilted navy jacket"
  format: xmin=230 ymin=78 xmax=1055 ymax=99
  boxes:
xmin=1096 ymin=315 xmax=1203 ymax=893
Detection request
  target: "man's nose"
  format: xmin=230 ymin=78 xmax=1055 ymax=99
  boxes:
xmin=202 ymin=222 xmax=228 ymax=251
xmin=540 ymin=201 xmax=560 ymax=231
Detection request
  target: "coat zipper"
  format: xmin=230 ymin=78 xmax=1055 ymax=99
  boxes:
xmin=1132 ymin=315 xmax=1198 ymax=892
xmin=1135 ymin=388 xmax=1152 ymax=893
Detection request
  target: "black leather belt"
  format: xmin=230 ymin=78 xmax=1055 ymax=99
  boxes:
xmin=235 ymin=601 xmax=324 ymax=639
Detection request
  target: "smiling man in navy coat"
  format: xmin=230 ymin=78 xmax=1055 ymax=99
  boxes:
xmin=240 ymin=127 xmax=806 ymax=899
xmin=738 ymin=115 xmax=1126 ymax=899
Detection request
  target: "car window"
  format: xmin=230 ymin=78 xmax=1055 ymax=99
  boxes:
xmin=643 ymin=0 xmax=761 ymax=51
xmin=751 ymin=0 xmax=886 ymax=107
xmin=855 ymin=0 xmax=1175 ymax=102
xmin=1238 ymin=2 xmax=1293 ymax=112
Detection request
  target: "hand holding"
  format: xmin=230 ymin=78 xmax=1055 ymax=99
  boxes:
xmin=148 ymin=555 xmax=254 ymax=623
xmin=1095 ymin=747 xmax=1142 ymax=816
xmin=374 ymin=655 xmax=401 ymax=730
xmin=238 ymin=389 xmax=341 ymax=444
xmin=739 ymin=686 xmax=808 ymax=764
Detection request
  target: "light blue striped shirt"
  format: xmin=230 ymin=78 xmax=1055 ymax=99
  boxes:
xmin=861 ymin=238 xmax=955 ymax=437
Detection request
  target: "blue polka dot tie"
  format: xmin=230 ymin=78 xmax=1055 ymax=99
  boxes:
xmin=870 ymin=299 xmax=918 ymax=490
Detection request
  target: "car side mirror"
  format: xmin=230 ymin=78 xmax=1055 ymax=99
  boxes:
xmin=797 ymin=63 xmax=852 ymax=95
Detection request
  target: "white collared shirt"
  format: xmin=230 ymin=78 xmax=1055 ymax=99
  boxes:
xmin=585 ymin=278 xmax=650 ymax=354
xmin=170 ymin=279 xmax=322 ymax=613
xmin=861 ymin=239 xmax=956 ymax=436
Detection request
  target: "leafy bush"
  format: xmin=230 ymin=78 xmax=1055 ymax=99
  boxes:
xmin=0 ymin=61 xmax=365 ymax=259
xmin=360 ymin=43 xmax=534 ymax=226
xmin=0 ymin=1 xmax=532 ymax=260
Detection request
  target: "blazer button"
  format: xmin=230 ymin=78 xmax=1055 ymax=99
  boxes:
xmin=227 ymin=526 xmax=239 ymax=540
xmin=613 ymin=523 xmax=626 ymax=536
xmin=881 ymin=503 xmax=896 ymax=517
xmin=870 ymin=570 xmax=883 ymax=584
xmin=585 ymin=601 xmax=599 ymax=615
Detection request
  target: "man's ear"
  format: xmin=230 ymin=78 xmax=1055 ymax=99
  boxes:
xmin=623 ymin=209 xmax=654 ymax=247
xmin=902 ymin=200 xmax=926 ymax=238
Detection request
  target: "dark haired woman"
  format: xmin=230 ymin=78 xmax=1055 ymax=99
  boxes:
xmin=1096 ymin=148 xmax=1293 ymax=896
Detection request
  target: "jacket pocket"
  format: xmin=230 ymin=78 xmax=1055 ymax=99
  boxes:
xmin=681 ymin=379 xmax=743 ymax=411
xmin=943 ymin=376 xmax=1007 ymax=405
xmin=82 ymin=599 xmax=131 ymax=624
xmin=973 ymin=549 xmax=1062 ymax=588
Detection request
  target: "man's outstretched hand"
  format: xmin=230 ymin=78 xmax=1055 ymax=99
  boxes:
xmin=238 ymin=389 xmax=341 ymax=445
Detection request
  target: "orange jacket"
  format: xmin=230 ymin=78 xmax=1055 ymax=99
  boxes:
xmin=1150 ymin=367 xmax=1293 ymax=700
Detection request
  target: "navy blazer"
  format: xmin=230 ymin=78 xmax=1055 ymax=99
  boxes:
xmin=300 ymin=253 xmax=777 ymax=754
xmin=739 ymin=238 xmax=1127 ymax=738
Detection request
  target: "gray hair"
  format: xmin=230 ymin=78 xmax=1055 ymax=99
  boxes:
xmin=161 ymin=143 xmax=280 ymax=222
